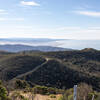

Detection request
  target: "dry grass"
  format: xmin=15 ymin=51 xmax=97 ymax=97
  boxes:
xmin=10 ymin=90 xmax=62 ymax=100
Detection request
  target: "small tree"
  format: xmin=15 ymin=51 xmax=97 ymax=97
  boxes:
xmin=77 ymin=83 xmax=93 ymax=100
xmin=15 ymin=79 xmax=29 ymax=89
xmin=61 ymin=83 xmax=93 ymax=100
xmin=0 ymin=85 xmax=9 ymax=100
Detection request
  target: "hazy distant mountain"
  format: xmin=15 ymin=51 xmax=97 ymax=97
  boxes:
xmin=0 ymin=38 xmax=67 ymax=48
xmin=57 ymin=39 xmax=100 ymax=50
xmin=0 ymin=44 xmax=71 ymax=52
xmin=1 ymin=38 xmax=100 ymax=50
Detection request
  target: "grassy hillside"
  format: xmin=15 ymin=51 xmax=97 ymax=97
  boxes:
xmin=0 ymin=48 xmax=100 ymax=91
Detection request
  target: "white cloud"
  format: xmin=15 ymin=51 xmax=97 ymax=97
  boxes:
xmin=20 ymin=1 xmax=40 ymax=6
xmin=57 ymin=27 xmax=80 ymax=30
xmin=0 ymin=9 xmax=8 ymax=14
xmin=1 ymin=26 xmax=100 ymax=39
xmin=75 ymin=11 xmax=100 ymax=17
xmin=0 ymin=18 xmax=6 ymax=21
xmin=0 ymin=18 xmax=24 ymax=21
xmin=11 ymin=18 xmax=25 ymax=21
xmin=0 ymin=9 xmax=5 ymax=12
xmin=88 ymin=27 xmax=100 ymax=30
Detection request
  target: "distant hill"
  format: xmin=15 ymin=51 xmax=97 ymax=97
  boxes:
xmin=0 ymin=49 xmax=100 ymax=91
xmin=1 ymin=38 xmax=100 ymax=50
xmin=0 ymin=44 xmax=71 ymax=52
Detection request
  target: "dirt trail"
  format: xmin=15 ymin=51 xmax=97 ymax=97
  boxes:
xmin=11 ymin=58 xmax=49 ymax=80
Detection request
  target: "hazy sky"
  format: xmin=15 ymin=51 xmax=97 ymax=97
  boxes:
xmin=0 ymin=0 xmax=100 ymax=39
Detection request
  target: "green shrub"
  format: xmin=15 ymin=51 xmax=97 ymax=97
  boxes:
xmin=33 ymin=85 xmax=59 ymax=95
xmin=68 ymin=95 xmax=73 ymax=100
xmin=88 ymin=92 xmax=100 ymax=100
xmin=50 ymin=94 xmax=56 ymax=98
xmin=0 ymin=84 xmax=11 ymax=100
xmin=58 ymin=96 xmax=63 ymax=100
xmin=0 ymin=85 xmax=8 ymax=100
xmin=15 ymin=79 xmax=29 ymax=89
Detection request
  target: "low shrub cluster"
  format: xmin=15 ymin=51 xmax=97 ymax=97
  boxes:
xmin=59 ymin=83 xmax=100 ymax=100
xmin=15 ymin=79 xmax=29 ymax=89
xmin=0 ymin=80 xmax=11 ymax=100
xmin=33 ymin=85 xmax=63 ymax=95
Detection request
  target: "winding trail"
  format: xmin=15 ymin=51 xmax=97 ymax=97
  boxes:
xmin=11 ymin=57 xmax=51 ymax=80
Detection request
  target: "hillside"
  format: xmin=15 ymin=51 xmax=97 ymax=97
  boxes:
xmin=0 ymin=54 xmax=46 ymax=81
xmin=0 ymin=49 xmax=100 ymax=91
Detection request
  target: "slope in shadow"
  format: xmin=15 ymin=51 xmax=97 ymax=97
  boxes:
xmin=18 ymin=59 xmax=100 ymax=91
xmin=0 ymin=55 xmax=46 ymax=81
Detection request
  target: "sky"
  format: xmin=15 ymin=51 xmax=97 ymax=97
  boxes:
xmin=0 ymin=0 xmax=100 ymax=39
